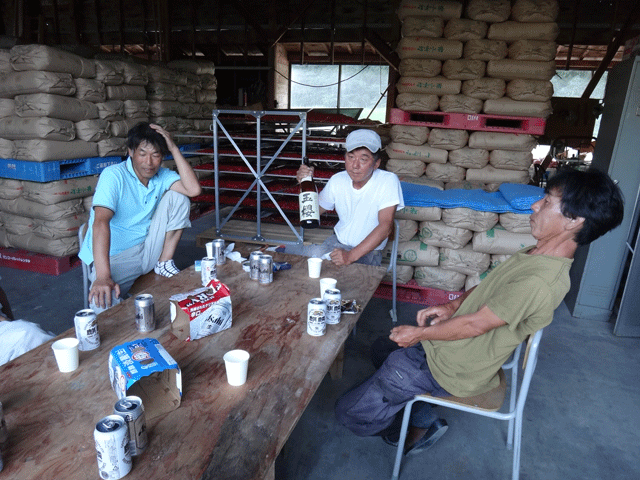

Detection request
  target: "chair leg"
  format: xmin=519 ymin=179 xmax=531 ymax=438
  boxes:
xmin=391 ymin=398 xmax=416 ymax=480
xmin=507 ymin=361 xmax=518 ymax=449
xmin=512 ymin=412 xmax=523 ymax=480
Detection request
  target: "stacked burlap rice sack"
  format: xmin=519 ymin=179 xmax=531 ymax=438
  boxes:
xmin=0 ymin=176 xmax=96 ymax=256
xmin=382 ymin=204 xmax=535 ymax=291
xmin=396 ymin=0 xmax=557 ymax=118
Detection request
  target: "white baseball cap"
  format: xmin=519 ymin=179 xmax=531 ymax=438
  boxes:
xmin=345 ymin=129 xmax=382 ymax=153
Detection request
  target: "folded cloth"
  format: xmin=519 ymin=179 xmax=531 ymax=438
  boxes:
xmin=401 ymin=181 xmax=541 ymax=213
xmin=498 ymin=183 xmax=544 ymax=210
xmin=0 ymin=319 xmax=55 ymax=366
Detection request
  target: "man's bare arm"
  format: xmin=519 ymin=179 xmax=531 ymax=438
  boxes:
xmin=89 ymin=206 xmax=120 ymax=309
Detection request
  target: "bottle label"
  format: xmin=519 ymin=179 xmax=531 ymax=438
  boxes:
xmin=299 ymin=191 xmax=320 ymax=221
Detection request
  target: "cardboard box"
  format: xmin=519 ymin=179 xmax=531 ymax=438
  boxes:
xmin=169 ymin=279 xmax=232 ymax=341
xmin=109 ymin=338 xmax=182 ymax=419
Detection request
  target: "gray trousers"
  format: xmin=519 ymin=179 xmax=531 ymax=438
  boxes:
xmin=284 ymin=234 xmax=383 ymax=266
xmin=89 ymin=190 xmax=191 ymax=312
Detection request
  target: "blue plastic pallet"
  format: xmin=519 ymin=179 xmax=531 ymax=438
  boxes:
xmin=0 ymin=156 xmax=123 ymax=182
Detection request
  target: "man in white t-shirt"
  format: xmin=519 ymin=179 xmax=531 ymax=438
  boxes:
xmin=285 ymin=129 xmax=404 ymax=266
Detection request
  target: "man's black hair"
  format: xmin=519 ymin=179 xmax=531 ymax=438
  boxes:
xmin=126 ymin=122 xmax=169 ymax=157
xmin=546 ymin=167 xmax=624 ymax=245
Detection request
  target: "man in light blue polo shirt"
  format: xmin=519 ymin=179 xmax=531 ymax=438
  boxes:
xmin=79 ymin=122 xmax=201 ymax=312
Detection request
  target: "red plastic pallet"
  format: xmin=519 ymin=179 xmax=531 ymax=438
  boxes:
xmin=390 ymin=108 xmax=546 ymax=135
xmin=374 ymin=279 xmax=463 ymax=306
xmin=0 ymin=247 xmax=81 ymax=276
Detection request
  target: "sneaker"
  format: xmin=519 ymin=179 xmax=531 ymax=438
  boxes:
xmin=154 ymin=259 xmax=180 ymax=278
xmin=404 ymin=418 xmax=448 ymax=455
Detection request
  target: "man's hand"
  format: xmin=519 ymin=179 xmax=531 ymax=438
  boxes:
xmin=88 ymin=276 xmax=120 ymax=309
xmin=416 ymin=304 xmax=457 ymax=326
xmin=150 ymin=123 xmax=177 ymax=151
xmin=389 ymin=325 xmax=426 ymax=348
xmin=296 ymin=165 xmax=314 ymax=184
xmin=329 ymin=248 xmax=353 ymax=266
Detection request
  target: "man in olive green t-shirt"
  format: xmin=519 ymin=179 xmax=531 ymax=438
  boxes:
xmin=335 ymin=168 xmax=624 ymax=454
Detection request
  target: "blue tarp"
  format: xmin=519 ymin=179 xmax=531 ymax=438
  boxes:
xmin=400 ymin=182 xmax=544 ymax=213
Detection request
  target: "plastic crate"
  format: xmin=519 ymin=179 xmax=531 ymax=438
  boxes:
xmin=0 ymin=156 xmax=122 ymax=182
xmin=0 ymin=247 xmax=81 ymax=275
xmin=374 ymin=280 xmax=463 ymax=306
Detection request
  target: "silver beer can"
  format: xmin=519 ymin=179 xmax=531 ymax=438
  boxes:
xmin=113 ymin=396 xmax=148 ymax=456
xmin=307 ymin=310 xmax=326 ymax=336
xmin=249 ymin=251 xmax=263 ymax=281
xmin=258 ymin=254 xmax=273 ymax=284
xmin=135 ymin=294 xmax=155 ymax=332
xmin=201 ymin=256 xmax=217 ymax=286
xmin=74 ymin=308 xmax=100 ymax=351
xmin=212 ymin=238 xmax=226 ymax=265
xmin=307 ymin=298 xmax=327 ymax=318
xmin=323 ymin=288 xmax=342 ymax=325
xmin=94 ymin=415 xmax=132 ymax=480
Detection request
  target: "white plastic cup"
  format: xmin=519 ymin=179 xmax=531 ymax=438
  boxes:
xmin=308 ymin=258 xmax=322 ymax=279
xmin=223 ymin=349 xmax=250 ymax=386
xmin=320 ymin=278 xmax=337 ymax=297
xmin=51 ymin=338 xmax=80 ymax=372
xmin=205 ymin=241 xmax=213 ymax=258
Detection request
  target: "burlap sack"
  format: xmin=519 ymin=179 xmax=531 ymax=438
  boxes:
xmin=83 ymin=195 xmax=93 ymax=212
xmin=466 ymin=0 xmax=511 ymax=22
xmin=98 ymin=138 xmax=127 ymax=157
xmin=0 ymin=211 xmax=35 ymax=235
xmin=396 ymin=93 xmax=440 ymax=112
xmin=489 ymin=150 xmax=533 ymax=171
xmin=461 ymin=78 xmax=506 ymax=100
xmin=386 ymin=159 xmax=427 ymax=177
xmin=438 ymin=94 xmax=484 ymax=113
xmin=176 ymin=85 xmax=197 ymax=103
xmin=147 ymin=66 xmax=184 ymax=85
xmin=394 ymin=236 xmax=440 ymax=267
xmin=399 ymin=59 xmax=442 ymax=78
xmin=0 ymin=49 xmax=11 ymax=73
xmin=175 ymin=118 xmax=194 ymax=132
xmin=10 ymin=45 xmax=95 ymax=78
xmin=506 ymin=79 xmax=554 ymax=102
xmin=74 ymin=119 xmax=111 ymax=142
xmin=398 ymin=175 xmax=445 ymax=189
xmin=74 ymin=78 xmax=106 ymax=102
xmin=465 ymin=272 xmax=484 ymax=290
xmin=0 ymin=71 xmax=76 ymax=97
xmin=491 ymin=253 xmax=512 ymax=268
xmin=428 ymin=128 xmax=469 ymax=150
xmin=148 ymin=100 xmax=186 ymax=117
xmin=0 ymin=116 xmax=75 ymax=141
xmin=444 ymin=19 xmax=488 ymax=41
xmin=391 ymin=125 xmax=429 ymax=146
xmin=397 ymin=219 xmax=419 ymax=242
xmin=466 ymin=165 xmax=531 ymax=184
xmin=122 ymin=62 xmax=148 ymax=85
xmin=146 ymin=83 xmax=177 ymax=101
xmin=0 ymin=197 xmax=84 ymax=220
xmin=508 ymin=40 xmax=557 ymax=61
xmin=488 ymin=21 xmax=559 ymax=41
xmin=445 ymin=180 xmax=486 ymax=190
xmin=0 ymin=179 xmax=23 ymax=200
xmin=199 ymin=74 xmax=218 ymax=90
xmin=149 ymin=116 xmax=178 ymax=132
xmin=463 ymin=39 xmax=508 ymax=60
xmin=0 ymin=138 xmax=14 ymax=159
xmin=22 ymin=176 xmax=98 ymax=205
xmin=426 ymin=162 xmax=466 ymax=182
xmin=472 ymin=227 xmax=536 ymax=254
xmin=96 ymin=100 xmax=124 ymax=120
xmin=382 ymin=265 xmax=414 ymax=284
xmin=397 ymin=0 xmax=463 ymax=20
xmin=468 ymin=132 xmax=537 ymax=151
xmin=486 ymin=60 xmax=556 ymax=81
xmin=483 ymin=98 xmax=553 ymax=118
xmin=34 ymin=213 xmax=88 ymax=239
xmin=511 ymin=0 xmax=559 ymax=22
xmin=7 ymin=231 xmax=79 ymax=256
xmin=167 ymin=59 xmax=216 ymax=75
xmin=387 ymin=142 xmax=448 ymax=163
xmin=123 ymin=100 xmax=150 ymax=119
xmin=414 ymin=266 xmax=466 ymax=291
xmin=94 ymin=60 xmax=124 ymax=85
xmin=442 ymin=207 xmax=499 ymax=231
xmin=106 ymin=85 xmax=147 ymax=101
xmin=401 ymin=16 xmax=445 ymax=38
xmin=396 ymin=205 xmax=442 ymax=221
xmin=110 ymin=119 xmax=142 ymax=138
xmin=0 ymin=227 xmax=9 ymax=247
xmin=441 ymin=60 xmax=486 ymax=80
xmin=397 ymin=38 xmax=464 ymax=60
xmin=499 ymin=212 xmax=532 ymax=233
xmin=196 ymin=90 xmax=218 ymax=104
xmin=0 ymin=98 xmax=15 ymax=118
xmin=192 ymin=119 xmax=212 ymax=131
xmin=440 ymin=245 xmax=491 ymax=275
xmin=419 ymin=220 xmax=472 ymax=248
xmin=448 ymin=147 xmax=489 ymax=169
xmin=185 ymin=103 xmax=209 ymax=119
xmin=14 ymin=93 xmax=99 ymax=121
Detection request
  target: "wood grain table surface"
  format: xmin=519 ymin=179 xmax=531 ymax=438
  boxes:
xmin=0 ymin=245 xmax=386 ymax=480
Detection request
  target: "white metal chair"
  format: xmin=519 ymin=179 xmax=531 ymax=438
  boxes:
xmin=387 ymin=219 xmax=400 ymax=323
xmin=78 ymin=223 xmax=90 ymax=309
xmin=391 ymin=329 xmax=544 ymax=480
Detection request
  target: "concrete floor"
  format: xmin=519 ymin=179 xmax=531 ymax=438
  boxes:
xmin=2 ymin=212 xmax=639 ymax=480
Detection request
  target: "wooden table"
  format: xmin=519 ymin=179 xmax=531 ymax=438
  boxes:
xmin=0 ymin=247 xmax=386 ymax=480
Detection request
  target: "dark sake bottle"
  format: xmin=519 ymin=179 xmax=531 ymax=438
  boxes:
xmin=298 ymin=156 xmax=320 ymax=228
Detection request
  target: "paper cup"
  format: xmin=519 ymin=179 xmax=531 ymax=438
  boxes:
xmin=308 ymin=257 xmax=322 ymax=278
xmin=205 ymin=241 xmax=213 ymax=258
xmin=223 ymin=349 xmax=250 ymax=386
xmin=320 ymin=278 xmax=337 ymax=297
xmin=51 ymin=338 xmax=80 ymax=372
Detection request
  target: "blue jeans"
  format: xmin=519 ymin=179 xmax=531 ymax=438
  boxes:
xmin=284 ymin=234 xmax=383 ymax=266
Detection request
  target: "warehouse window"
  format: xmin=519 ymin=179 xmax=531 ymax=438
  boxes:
xmin=289 ymin=64 xmax=390 ymax=122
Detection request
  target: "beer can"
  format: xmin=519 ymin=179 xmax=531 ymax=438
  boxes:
xmin=74 ymin=308 xmax=100 ymax=351
xmin=113 ymin=396 xmax=148 ymax=456
xmin=212 ymin=238 xmax=226 ymax=265
xmin=307 ymin=310 xmax=326 ymax=336
xmin=134 ymin=294 xmax=155 ymax=332
xmin=94 ymin=415 xmax=132 ymax=480
xmin=201 ymin=256 xmax=217 ymax=286
xmin=258 ymin=254 xmax=273 ymax=284
xmin=307 ymin=298 xmax=327 ymax=318
xmin=323 ymin=288 xmax=342 ymax=325
xmin=249 ymin=251 xmax=262 ymax=281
